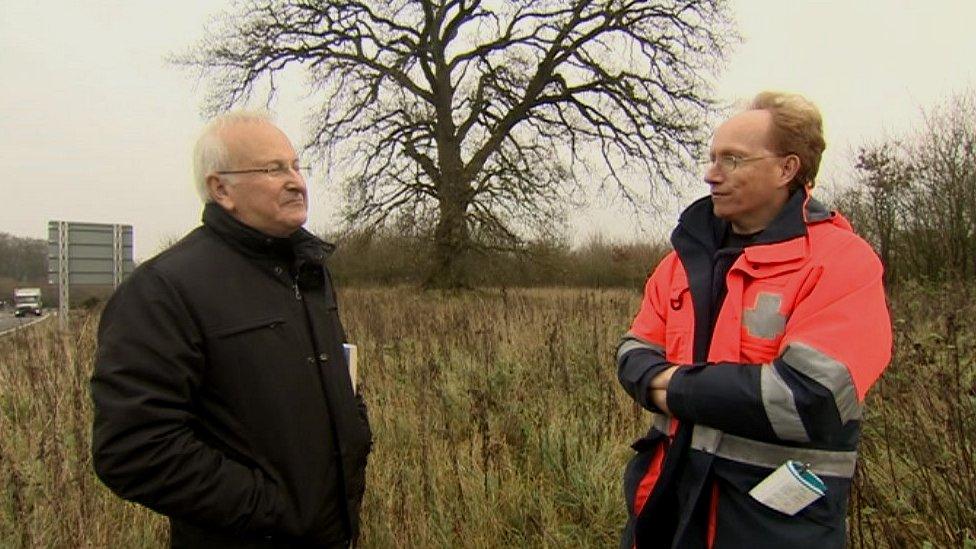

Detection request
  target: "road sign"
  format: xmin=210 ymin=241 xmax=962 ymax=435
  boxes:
xmin=48 ymin=222 xmax=134 ymax=285
xmin=47 ymin=221 xmax=134 ymax=325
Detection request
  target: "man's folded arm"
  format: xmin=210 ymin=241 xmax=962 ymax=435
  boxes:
xmin=666 ymin=244 xmax=891 ymax=445
xmin=617 ymin=333 xmax=673 ymax=412
xmin=666 ymin=356 xmax=848 ymax=444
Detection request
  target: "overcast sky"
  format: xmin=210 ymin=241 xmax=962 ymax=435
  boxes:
xmin=2 ymin=1 xmax=974 ymax=259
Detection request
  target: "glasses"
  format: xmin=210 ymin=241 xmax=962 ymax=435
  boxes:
xmin=704 ymin=154 xmax=786 ymax=173
xmin=216 ymin=162 xmax=311 ymax=178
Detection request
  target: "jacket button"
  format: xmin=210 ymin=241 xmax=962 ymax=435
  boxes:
xmin=319 ymin=353 xmax=328 ymax=361
xmin=306 ymin=357 xmax=315 ymax=364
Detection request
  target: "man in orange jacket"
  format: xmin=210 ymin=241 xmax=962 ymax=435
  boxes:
xmin=616 ymin=91 xmax=891 ymax=548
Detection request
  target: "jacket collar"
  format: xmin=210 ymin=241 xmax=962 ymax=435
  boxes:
xmin=673 ymin=195 xmax=726 ymax=255
xmin=753 ymin=187 xmax=807 ymax=245
xmin=674 ymin=187 xmax=832 ymax=252
xmin=201 ymin=202 xmax=334 ymax=265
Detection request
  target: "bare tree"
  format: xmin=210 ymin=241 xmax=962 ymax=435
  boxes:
xmin=176 ymin=0 xmax=733 ymax=287
xmin=909 ymin=92 xmax=976 ymax=281
xmin=852 ymin=143 xmax=911 ymax=282
xmin=841 ymin=90 xmax=976 ymax=283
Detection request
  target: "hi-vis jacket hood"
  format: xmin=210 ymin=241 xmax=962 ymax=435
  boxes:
xmin=616 ymin=189 xmax=892 ymax=549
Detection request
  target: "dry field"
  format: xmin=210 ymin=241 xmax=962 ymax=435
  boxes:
xmin=0 ymin=285 xmax=973 ymax=547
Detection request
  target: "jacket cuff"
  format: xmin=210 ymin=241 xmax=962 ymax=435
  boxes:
xmin=618 ymin=347 xmax=670 ymax=411
xmin=665 ymin=363 xmax=706 ymax=420
xmin=640 ymin=362 xmax=675 ymax=413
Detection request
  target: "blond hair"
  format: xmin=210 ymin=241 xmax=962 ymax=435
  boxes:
xmin=748 ymin=92 xmax=825 ymax=190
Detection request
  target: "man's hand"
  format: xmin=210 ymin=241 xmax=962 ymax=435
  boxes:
xmin=650 ymin=365 xmax=678 ymax=413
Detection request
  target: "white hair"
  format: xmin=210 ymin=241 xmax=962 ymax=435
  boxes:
xmin=192 ymin=110 xmax=274 ymax=203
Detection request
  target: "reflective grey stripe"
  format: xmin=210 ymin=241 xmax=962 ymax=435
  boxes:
xmin=690 ymin=422 xmax=723 ymax=453
xmin=782 ymin=342 xmax=863 ymax=423
xmin=743 ymin=292 xmax=787 ymax=340
xmin=691 ymin=424 xmax=858 ymax=478
xmin=616 ymin=333 xmax=665 ymax=362
xmin=651 ymin=413 xmax=671 ymax=434
xmin=760 ymin=363 xmax=810 ymax=442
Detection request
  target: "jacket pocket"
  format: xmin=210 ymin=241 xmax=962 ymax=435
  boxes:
xmin=716 ymin=460 xmax=848 ymax=529
xmin=208 ymin=316 xmax=287 ymax=339
xmin=665 ymin=282 xmax=694 ymax=363
xmin=201 ymin=316 xmax=295 ymax=386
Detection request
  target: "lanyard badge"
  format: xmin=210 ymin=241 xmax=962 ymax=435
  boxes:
xmin=748 ymin=460 xmax=826 ymax=515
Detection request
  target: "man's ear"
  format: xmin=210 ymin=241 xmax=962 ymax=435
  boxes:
xmin=779 ymin=155 xmax=801 ymax=188
xmin=207 ymin=174 xmax=235 ymax=211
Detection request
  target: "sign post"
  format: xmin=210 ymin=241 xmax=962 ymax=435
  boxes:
xmin=48 ymin=221 xmax=134 ymax=328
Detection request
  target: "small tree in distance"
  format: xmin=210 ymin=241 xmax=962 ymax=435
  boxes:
xmin=838 ymin=90 xmax=976 ymax=284
xmin=176 ymin=0 xmax=734 ymax=287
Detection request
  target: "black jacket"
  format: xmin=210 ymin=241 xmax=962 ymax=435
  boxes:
xmin=92 ymin=203 xmax=371 ymax=547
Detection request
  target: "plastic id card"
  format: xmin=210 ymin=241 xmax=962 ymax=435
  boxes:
xmin=748 ymin=460 xmax=826 ymax=515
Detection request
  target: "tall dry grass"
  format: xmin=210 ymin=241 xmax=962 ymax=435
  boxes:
xmin=849 ymin=282 xmax=976 ymax=548
xmin=346 ymin=288 xmax=639 ymax=547
xmin=0 ymin=314 xmax=166 ymax=547
xmin=0 ymin=286 xmax=973 ymax=547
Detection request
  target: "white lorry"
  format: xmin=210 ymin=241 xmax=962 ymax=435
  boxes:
xmin=13 ymin=287 xmax=43 ymax=317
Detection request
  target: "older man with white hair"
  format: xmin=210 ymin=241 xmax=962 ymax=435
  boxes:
xmin=92 ymin=112 xmax=370 ymax=548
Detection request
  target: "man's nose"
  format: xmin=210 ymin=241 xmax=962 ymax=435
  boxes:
xmin=285 ymin=176 xmax=307 ymax=194
xmin=703 ymin=161 xmax=723 ymax=185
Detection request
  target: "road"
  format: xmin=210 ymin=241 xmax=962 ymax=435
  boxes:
xmin=0 ymin=312 xmax=51 ymax=336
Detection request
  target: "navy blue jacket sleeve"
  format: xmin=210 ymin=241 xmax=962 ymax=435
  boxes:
xmin=617 ymin=334 xmax=672 ymax=413
xmin=665 ymin=360 xmax=848 ymax=445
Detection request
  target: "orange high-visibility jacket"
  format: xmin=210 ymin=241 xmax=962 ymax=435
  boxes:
xmin=616 ymin=190 xmax=892 ymax=549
